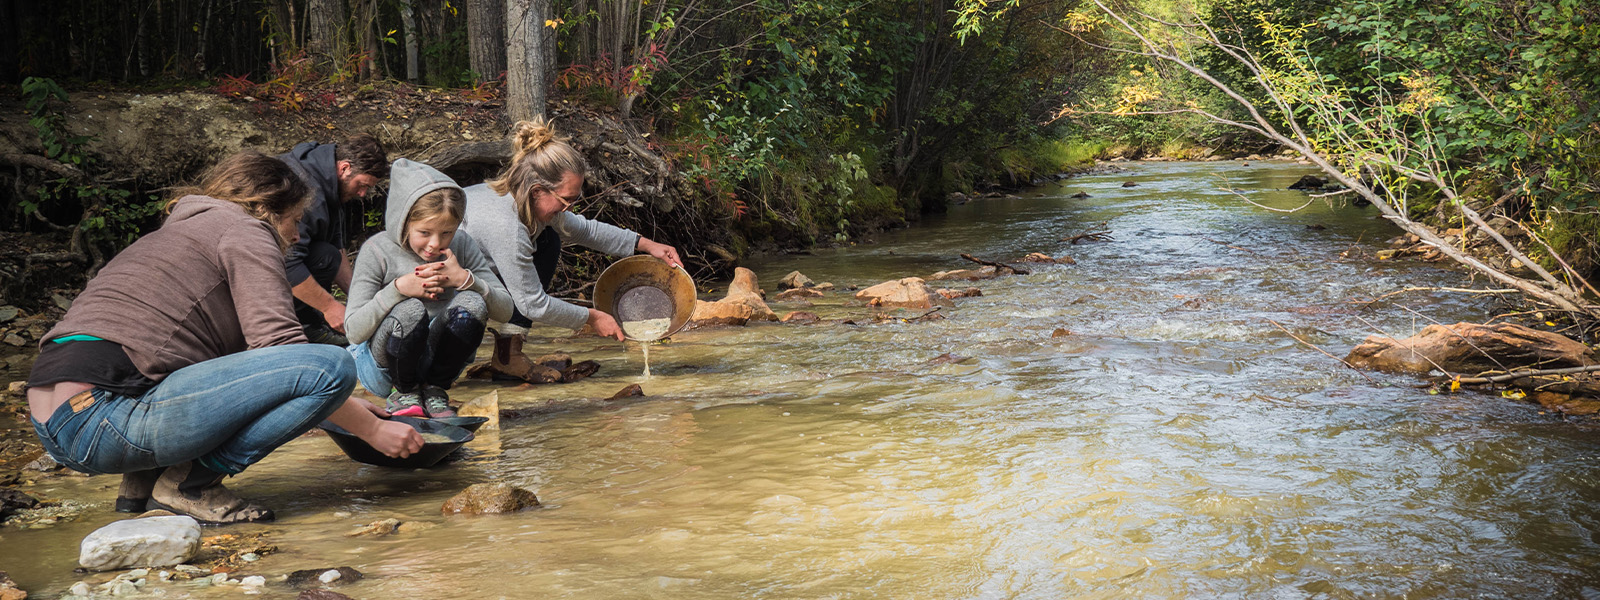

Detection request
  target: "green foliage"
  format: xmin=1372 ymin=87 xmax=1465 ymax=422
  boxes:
xmin=22 ymin=77 xmax=91 ymax=164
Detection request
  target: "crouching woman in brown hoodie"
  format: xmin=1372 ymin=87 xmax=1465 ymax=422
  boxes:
xmin=24 ymin=150 xmax=424 ymax=524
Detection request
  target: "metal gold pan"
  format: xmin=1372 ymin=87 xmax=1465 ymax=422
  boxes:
xmin=592 ymin=255 xmax=697 ymax=341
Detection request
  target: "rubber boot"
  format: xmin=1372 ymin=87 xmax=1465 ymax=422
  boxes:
xmin=115 ymin=467 xmax=165 ymax=513
xmin=148 ymin=461 xmax=274 ymax=525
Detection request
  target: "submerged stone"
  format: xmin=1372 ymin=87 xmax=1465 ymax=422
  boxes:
xmin=286 ymin=567 xmax=363 ymax=588
xmin=441 ymin=483 xmax=540 ymax=515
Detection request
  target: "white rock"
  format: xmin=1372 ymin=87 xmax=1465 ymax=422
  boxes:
xmin=211 ymin=573 xmax=231 ymax=585
xmin=240 ymin=576 xmax=266 ymax=587
xmin=79 ymin=516 xmax=202 ymax=571
xmin=70 ymin=582 xmax=92 ymax=596
xmin=112 ymin=581 xmax=139 ymax=596
xmin=319 ymin=569 xmax=344 ymax=583
xmin=241 ymin=552 xmax=259 ymax=562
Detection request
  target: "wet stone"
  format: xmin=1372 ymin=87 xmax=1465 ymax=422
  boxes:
xmin=79 ymin=515 xmax=202 ymax=571
xmin=0 ymin=488 xmax=39 ymax=520
xmin=441 ymin=483 xmax=540 ymax=515
xmin=285 ymin=567 xmax=363 ymax=588
xmin=607 ymin=384 xmax=645 ymax=401
xmin=298 ymin=590 xmax=356 ymax=600
xmin=346 ymin=518 xmax=400 ymax=537
xmin=0 ymin=306 xmax=18 ymax=323
xmin=778 ymin=271 xmax=815 ymax=290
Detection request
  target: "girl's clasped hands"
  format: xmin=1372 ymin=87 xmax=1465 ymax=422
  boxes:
xmin=398 ymin=249 xmax=470 ymax=299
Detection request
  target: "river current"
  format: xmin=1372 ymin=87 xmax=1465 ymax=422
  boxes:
xmin=5 ymin=160 xmax=1600 ymax=598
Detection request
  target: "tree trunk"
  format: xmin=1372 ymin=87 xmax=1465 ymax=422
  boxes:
xmin=400 ymin=0 xmax=419 ymax=81
xmin=468 ymin=0 xmax=505 ymax=82
xmin=506 ymin=0 xmax=548 ymax=121
xmin=307 ymin=0 xmax=342 ymax=65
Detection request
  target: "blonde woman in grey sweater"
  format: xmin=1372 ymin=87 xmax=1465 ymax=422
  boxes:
xmin=461 ymin=118 xmax=681 ymax=381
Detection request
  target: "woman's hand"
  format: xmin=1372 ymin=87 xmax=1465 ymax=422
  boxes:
xmin=587 ymin=308 xmax=625 ymax=341
xmin=364 ymin=419 xmax=425 ymax=458
xmin=326 ymin=397 xmax=424 ymax=458
xmin=397 ymin=273 xmax=445 ymax=299
xmin=637 ymin=237 xmax=683 ymax=269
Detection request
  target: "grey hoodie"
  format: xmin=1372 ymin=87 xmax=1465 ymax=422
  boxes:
xmin=344 ymin=160 xmax=513 ymax=344
xmin=460 ymin=183 xmax=640 ymax=330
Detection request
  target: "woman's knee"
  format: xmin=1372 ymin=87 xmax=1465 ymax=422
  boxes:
xmin=299 ymin=344 xmax=358 ymax=398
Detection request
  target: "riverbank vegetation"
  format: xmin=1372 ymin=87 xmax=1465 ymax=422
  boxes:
xmin=2 ymin=0 xmax=1596 ymax=328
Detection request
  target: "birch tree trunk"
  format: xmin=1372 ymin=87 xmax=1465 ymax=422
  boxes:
xmin=506 ymin=0 xmax=549 ymax=121
xmin=400 ymin=0 xmax=419 ymax=81
xmin=307 ymin=0 xmax=343 ymax=65
xmin=468 ymin=0 xmax=506 ymax=82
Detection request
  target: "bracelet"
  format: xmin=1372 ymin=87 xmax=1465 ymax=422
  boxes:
xmin=456 ymin=271 xmax=475 ymax=291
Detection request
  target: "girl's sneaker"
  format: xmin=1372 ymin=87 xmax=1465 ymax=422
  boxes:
xmin=422 ymin=385 xmax=456 ymax=418
xmin=386 ymin=390 xmax=426 ymax=418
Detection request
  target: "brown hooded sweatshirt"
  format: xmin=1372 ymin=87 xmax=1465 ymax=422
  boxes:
xmin=39 ymin=196 xmax=308 ymax=382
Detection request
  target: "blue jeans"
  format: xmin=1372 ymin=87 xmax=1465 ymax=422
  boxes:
xmin=30 ymin=344 xmax=356 ymax=475
xmin=349 ymin=341 xmax=394 ymax=398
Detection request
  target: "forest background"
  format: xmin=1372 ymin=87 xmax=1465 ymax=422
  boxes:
xmin=0 ymin=0 xmax=1595 ymax=323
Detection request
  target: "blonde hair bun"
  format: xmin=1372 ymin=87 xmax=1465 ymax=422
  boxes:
xmin=512 ymin=118 xmax=559 ymax=161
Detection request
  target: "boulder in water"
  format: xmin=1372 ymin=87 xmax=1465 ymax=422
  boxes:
xmin=286 ymin=567 xmax=364 ymax=588
xmin=776 ymin=287 xmax=824 ymax=301
xmin=689 ymin=299 xmax=755 ymax=327
xmin=1345 ymin=322 xmax=1597 ymax=375
xmin=457 ymin=390 xmax=499 ymax=431
xmin=0 ymin=488 xmax=38 ymax=520
xmin=1121 ymin=181 xmax=1138 ymax=187
xmin=778 ymin=271 xmax=815 ymax=290
xmin=781 ymin=311 xmax=821 ymax=324
xmin=607 ymin=384 xmax=645 ymax=401
xmin=1288 ymin=174 xmax=1328 ymax=190
xmin=854 ymin=278 xmax=954 ymax=310
xmin=79 ymin=515 xmax=202 ymax=571
xmin=441 ymin=483 xmax=541 ymax=515
xmin=935 ymin=288 xmax=982 ymax=300
xmin=1070 ymin=192 xmax=1091 ymax=198
xmin=929 ymin=266 xmax=998 ymax=281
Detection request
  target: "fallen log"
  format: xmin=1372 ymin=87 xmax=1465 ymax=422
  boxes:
xmin=960 ymin=253 xmax=1029 ymax=275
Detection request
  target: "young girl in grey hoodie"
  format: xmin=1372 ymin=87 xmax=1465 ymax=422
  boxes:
xmin=345 ymin=159 xmax=513 ymax=417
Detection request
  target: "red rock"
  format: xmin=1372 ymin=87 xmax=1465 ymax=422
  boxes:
xmin=935 ymin=287 xmax=982 ymax=300
xmin=778 ymin=271 xmax=814 ymax=290
xmin=689 ymin=299 xmax=755 ymax=327
xmin=854 ymin=278 xmax=955 ymax=310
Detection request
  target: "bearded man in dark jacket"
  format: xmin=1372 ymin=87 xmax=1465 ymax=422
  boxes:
xmin=276 ymin=133 xmax=390 ymax=346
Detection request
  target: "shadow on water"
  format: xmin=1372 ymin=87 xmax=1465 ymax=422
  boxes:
xmin=7 ymin=161 xmax=1600 ymax=598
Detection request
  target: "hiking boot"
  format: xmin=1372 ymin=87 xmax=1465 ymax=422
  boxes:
xmin=304 ymin=324 xmax=349 ymax=347
xmin=422 ymin=385 xmax=456 ymax=418
xmin=115 ymin=467 xmax=165 ymax=513
xmin=488 ymin=332 xmax=563 ymax=383
xmin=147 ymin=461 xmax=274 ymax=525
xmin=386 ymin=390 xmax=426 ymax=418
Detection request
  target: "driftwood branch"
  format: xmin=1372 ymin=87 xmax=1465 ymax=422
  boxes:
xmin=1063 ymin=222 xmax=1113 ymax=244
xmin=1455 ymin=364 xmax=1600 ymax=385
xmin=961 ymin=253 xmax=1029 ymax=275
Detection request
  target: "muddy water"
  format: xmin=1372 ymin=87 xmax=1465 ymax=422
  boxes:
xmin=8 ymin=161 xmax=1600 ymax=598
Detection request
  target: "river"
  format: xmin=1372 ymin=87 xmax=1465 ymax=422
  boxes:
xmin=5 ymin=160 xmax=1600 ymax=598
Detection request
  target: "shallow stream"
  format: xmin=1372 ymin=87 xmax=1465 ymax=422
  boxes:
xmin=6 ymin=161 xmax=1600 ymax=598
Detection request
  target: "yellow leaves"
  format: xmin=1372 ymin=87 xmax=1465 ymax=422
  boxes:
xmin=1397 ymin=72 xmax=1449 ymax=115
xmin=1501 ymin=389 xmax=1527 ymax=400
xmin=1449 ymin=378 xmax=1461 ymax=393
xmin=1061 ymin=10 xmax=1104 ymax=33
xmin=1546 ymin=321 xmax=1558 ymax=326
xmin=545 ymin=18 xmax=565 ymax=28
xmin=1112 ymin=83 xmax=1161 ymax=115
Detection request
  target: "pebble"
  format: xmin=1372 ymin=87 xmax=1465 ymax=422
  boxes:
xmin=112 ymin=581 xmax=139 ymax=596
xmin=174 ymin=564 xmax=210 ymax=576
xmin=211 ymin=573 xmax=230 ymax=585
xmin=241 ymin=576 xmax=266 ymax=587
xmin=70 ymin=582 xmax=91 ymax=595
xmin=241 ymin=552 xmax=260 ymax=562
xmin=319 ymin=569 xmax=343 ymax=583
